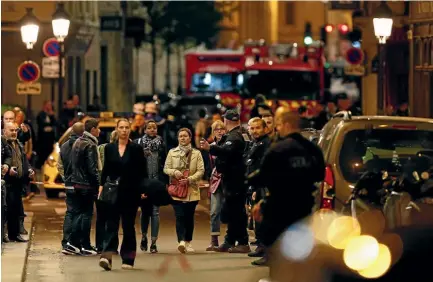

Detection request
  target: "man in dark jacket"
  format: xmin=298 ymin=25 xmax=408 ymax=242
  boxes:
xmin=2 ymin=122 xmax=34 ymax=242
xmin=251 ymin=107 xmax=325 ymax=269
xmin=200 ymin=109 xmax=250 ymax=253
xmin=57 ymin=122 xmax=84 ymax=254
xmin=245 ymin=117 xmax=271 ymax=261
xmin=66 ymin=119 xmax=100 ymax=255
xmin=2 ymin=111 xmax=31 ymax=145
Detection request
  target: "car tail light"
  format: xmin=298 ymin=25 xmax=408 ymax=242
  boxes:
xmin=320 ymin=165 xmax=335 ymax=209
xmin=391 ymin=125 xmax=417 ymax=130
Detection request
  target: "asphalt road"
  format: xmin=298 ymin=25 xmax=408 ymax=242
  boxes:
xmin=22 ymin=194 xmax=268 ymax=282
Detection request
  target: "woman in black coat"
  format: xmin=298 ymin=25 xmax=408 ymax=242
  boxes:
xmin=98 ymin=118 xmax=147 ymax=271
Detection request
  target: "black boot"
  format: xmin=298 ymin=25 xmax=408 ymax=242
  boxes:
xmin=150 ymin=239 xmax=158 ymax=253
xmin=140 ymin=237 xmax=148 ymax=252
xmin=19 ymin=217 xmax=28 ymax=235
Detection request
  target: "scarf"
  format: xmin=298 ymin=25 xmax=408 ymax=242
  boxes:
xmin=139 ymin=134 xmax=163 ymax=152
xmin=178 ymin=144 xmax=192 ymax=170
xmin=179 ymin=144 xmax=192 ymax=155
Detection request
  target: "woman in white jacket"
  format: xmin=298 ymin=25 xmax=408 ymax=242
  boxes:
xmin=164 ymin=128 xmax=204 ymax=254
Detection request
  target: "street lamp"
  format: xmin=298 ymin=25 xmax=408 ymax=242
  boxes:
xmin=373 ymin=1 xmax=393 ymax=114
xmin=52 ymin=2 xmax=70 ymax=113
xmin=20 ymin=7 xmax=40 ymax=118
xmin=20 ymin=8 xmax=39 ymax=49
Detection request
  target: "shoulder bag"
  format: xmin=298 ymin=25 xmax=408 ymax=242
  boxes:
xmin=99 ymin=177 xmax=120 ymax=205
xmin=167 ymin=151 xmax=192 ymax=199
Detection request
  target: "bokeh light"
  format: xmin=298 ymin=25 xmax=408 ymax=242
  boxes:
xmin=358 ymin=244 xmax=392 ymax=279
xmin=310 ymin=209 xmax=338 ymax=244
xmin=343 ymin=235 xmax=380 ymax=271
xmin=379 ymin=233 xmax=404 ymax=266
xmin=358 ymin=209 xmax=386 ymax=238
xmin=327 ymin=216 xmax=361 ymax=249
xmin=280 ymin=222 xmax=315 ymax=261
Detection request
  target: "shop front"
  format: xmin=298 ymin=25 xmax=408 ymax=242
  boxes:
xmin=409 ymin=2 xmax=433 ymax=118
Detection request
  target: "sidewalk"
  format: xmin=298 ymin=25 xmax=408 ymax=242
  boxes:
xmin=1 ymin=212 xmax=34 ymax=282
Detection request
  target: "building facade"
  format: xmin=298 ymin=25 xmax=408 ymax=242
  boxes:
xmin=1 ymin=1 xmax=100 ymax=117
xmin=408 ymin=1 xmax=433 ymax=118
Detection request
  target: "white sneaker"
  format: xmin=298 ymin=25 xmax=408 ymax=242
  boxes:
xmin=178 ymin=241 xmax=186 ymax=253
xmin=99 ymin=258 xmax=112 ymax=271
xmin=121 ymin=264 xmax=133 ymax=270
xmin=185 ymin=242 xmax=195 ymax=253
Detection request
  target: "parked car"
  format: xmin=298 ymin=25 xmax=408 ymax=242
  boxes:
xmin=315 ymin=111 xmax=433 ymax=211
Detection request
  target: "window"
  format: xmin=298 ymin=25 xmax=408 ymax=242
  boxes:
xmin=424 ymin=39 xmax=430 ymax=66
xmin=339 ymin=129 xmax=433 ymax=183
xmin=190 ymin=72 xmax=240 ymax=93
xmin=285 ymin=2 xmax=295 ymax=25
xmin=243 ymin=70 xmax=320 ymax=100
xmin=100 ymin=46 xmax=108 ymax=106
xmin=415 ymin=39 xmax=423 ymax=67
xmin=75 ymin=57 xmax=82 ymax=97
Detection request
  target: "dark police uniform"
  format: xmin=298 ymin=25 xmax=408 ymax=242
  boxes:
xmin=245 ymin=134 xmax=271 ymax=250
xmin=252 ymin=132 xmax=325 ymax=247
xmin=209 ymin=110 xmax=249 ymax=248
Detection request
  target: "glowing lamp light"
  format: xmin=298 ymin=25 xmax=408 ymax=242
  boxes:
xmin=343 ymin=235 xmax=380 ymax=271
xmin=325 ymin=24 xmax=333 ymax=33
xmin=338 ymin=24 xmax=349 ymax=34
xmin=358 ymin=244 xmax=392 ymax=279
xmin=304 ymin=36 xmax=313 ymax=45
xmin=19 ymin=8 xmax=40 ymax=49
xmin=52 ymin=3 xmax=70 ymax=43
xmin=373 ymin=1 xmax=393 ymax=44
xmin=327 ymin=216 xmax=361 ymax=249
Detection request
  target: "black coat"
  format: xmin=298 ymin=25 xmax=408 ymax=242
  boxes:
xmin=101 ymin=141 xmax=147 ymax=205
xmin=59 ymin=133 xmax=80 ymax=185
xmin=70 ymin=132 xmax=100 ymax=188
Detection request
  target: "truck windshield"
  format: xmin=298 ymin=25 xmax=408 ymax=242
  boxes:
xmin=242 ymin=70 xmax=320 ymax=100
xmin=190 ymin=72 xmax=241 ymax=93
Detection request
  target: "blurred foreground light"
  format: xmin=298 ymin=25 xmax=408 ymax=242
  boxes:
xmin=358 ymin=244 xmax=391 ymax=279
xmin=304 ymin=36 xmax=313 ymax=45
xmin=343 ymin=235 xmax=380 ymax=271
xmin=327 ymin=216 xmax=361 ymax=249
xmin=379 ymin=233 xmax=403 ymax=265
xmin=280 ymin=222 xmax=314 ymax=261
xmin=310 ymin=209 xmax=338 ymax=244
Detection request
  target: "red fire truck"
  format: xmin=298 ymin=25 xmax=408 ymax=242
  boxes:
xmin=240 ymin=40 xmax=325 ymax=121
xmin=184 ymin=49 xmax=245 ymax=109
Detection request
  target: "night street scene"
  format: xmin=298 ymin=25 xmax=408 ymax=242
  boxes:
xmin=1 ymin=1 xmax=433 ymax=282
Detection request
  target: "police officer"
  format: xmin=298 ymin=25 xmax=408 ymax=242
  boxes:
xmin=245 ymin=117 xmax=271 ymax=262
xmin=200 ymin=109 xmax=250 ymax=253
xmin=251 ymin=107 xmax=325 ymax=268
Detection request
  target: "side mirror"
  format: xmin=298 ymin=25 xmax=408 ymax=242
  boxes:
xmin=326 ymin=188 xmax=335 ymax=198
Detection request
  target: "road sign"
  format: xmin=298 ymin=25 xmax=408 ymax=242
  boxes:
xmin=344 ymin=64 xmax=365 ymax=76
xmin=345 ymin=48 xmax=364 ymax=65
xmin=100 ymin=16 xmax=122 ymax=31
xmin=16 ymin=82 xmax=41 ymax=95
xmin=17 ymin=61 xmax=40 ymax=83
xmin=42 ymin=37 xmax=60 ymax=57
xmin=42 ymin=57 xmax=65 ymax=78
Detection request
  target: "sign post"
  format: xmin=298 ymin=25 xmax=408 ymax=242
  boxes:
xmin=344 ymin=48 xmax=365 ymax=76
xmin=16 ymin=61 xmax=42 ymax=95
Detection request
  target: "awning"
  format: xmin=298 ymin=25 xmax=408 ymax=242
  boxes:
xmin=66 ymin=22 xmax=96 ymax=56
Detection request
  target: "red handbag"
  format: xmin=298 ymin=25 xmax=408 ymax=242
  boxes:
xmin=167 ymin=151 xmax=192 ymax=198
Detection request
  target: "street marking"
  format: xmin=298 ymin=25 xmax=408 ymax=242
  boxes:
xmin=156 ymin=255 xmax=192 ymax=277
xmin=29 ymin=203 xmax=47 ymax=207
xmin=54 ymin=208 xmax=66 ymax=215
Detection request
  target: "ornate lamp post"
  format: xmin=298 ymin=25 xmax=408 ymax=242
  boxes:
xmin=20 ymin=8 xmax=40 ymax=118
xmin=52 ymin=2 xmax=70 ymax=112
xmin=373 ymin=1 xmax=393 ymax=113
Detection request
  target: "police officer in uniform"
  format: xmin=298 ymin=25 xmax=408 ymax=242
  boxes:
xmin=250 ymin=107 xmax=325 ymax=269
xmin=200 ymin=109 xmax=251 ymax=253
xmin=245 ymin=117 xmax=271 ymax=262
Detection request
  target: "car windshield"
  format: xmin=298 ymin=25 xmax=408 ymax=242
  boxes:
xmin=242 ymin=69 xmax=320 ymax=100
xmin=339 ymin=129 xmax=433 ymax=183
xmin=190 ymin=72 xmax=241 ymax=93
xmin=99 ymin=127 xmax=115 ymax=145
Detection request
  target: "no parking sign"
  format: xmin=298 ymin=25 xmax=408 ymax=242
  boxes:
xmin=17 ymin=61 xmax=40 ymax=82
xmin=42 ymin=37 xmax=60 ymax=57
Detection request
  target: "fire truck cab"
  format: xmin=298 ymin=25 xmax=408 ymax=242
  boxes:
xmin=184 ymin=49 xmax=245 ymax=110
xmin=240 ymin=39 xmax=325 ymax=120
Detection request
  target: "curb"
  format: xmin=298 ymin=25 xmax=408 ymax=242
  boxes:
xmin=1 ymin=212 xmax=35 ymax=282
xmin=21 ymin=213 xmax=35 ymax=282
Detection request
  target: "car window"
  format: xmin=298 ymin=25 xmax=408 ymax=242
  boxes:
xmin=339 ymin=129 xmax=433 ymax=183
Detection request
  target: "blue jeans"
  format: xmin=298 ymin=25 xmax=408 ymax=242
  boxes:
xmin=210 ymin=188 xmax=223 ymax=236
xmin=141 ymin=204 xmax=160 ymax=240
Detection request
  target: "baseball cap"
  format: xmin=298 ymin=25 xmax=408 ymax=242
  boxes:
xmin=223 ymin=109 xmax=240 ymax=122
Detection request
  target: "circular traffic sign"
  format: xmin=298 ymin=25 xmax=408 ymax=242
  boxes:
xmin=42 ymin=37 xmax=60 ymax=57
xmin=345 ymin=47 xmax=364 ymax=65
xmin=17 ymin=61 xmax=41 ymax=83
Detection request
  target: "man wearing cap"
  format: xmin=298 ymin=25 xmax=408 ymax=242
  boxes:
xmin=200 ymin=109 xmax=250 ymax=253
